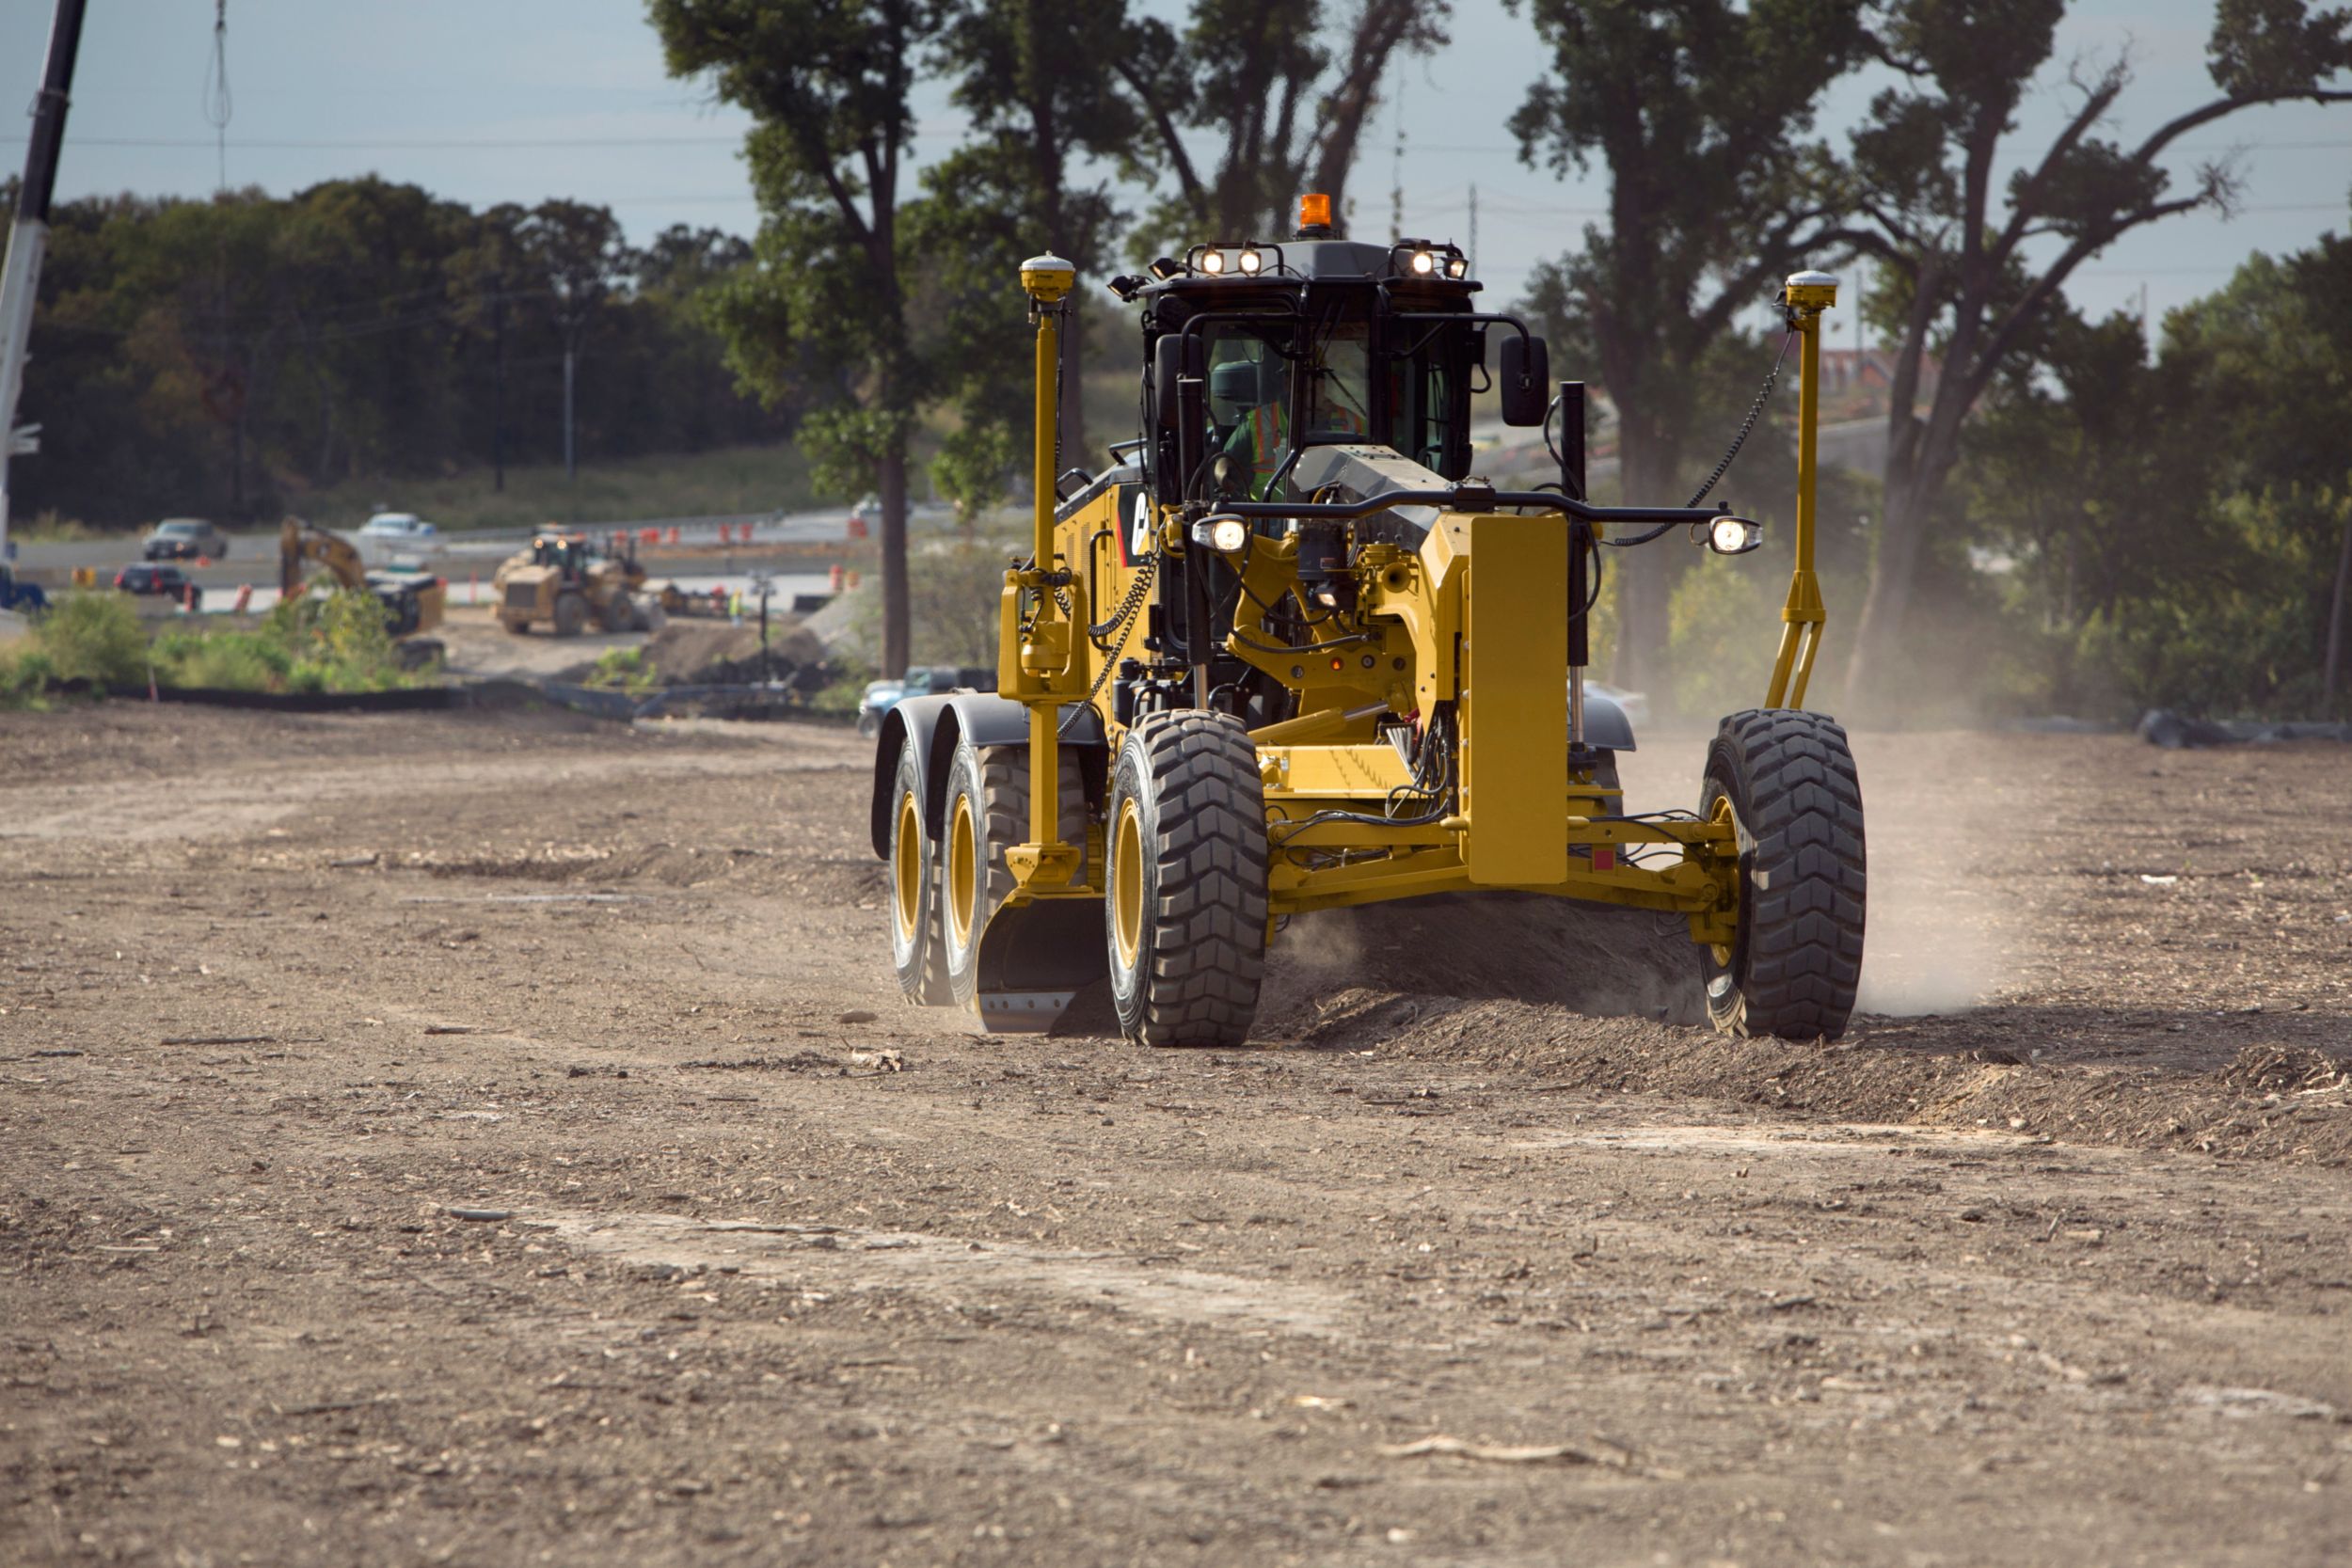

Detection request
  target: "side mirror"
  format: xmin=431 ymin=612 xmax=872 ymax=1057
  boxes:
xmin=1499 ymin=335 xmax=1550 ymax=427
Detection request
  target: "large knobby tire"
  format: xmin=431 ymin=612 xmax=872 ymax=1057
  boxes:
xmin=1700 ymin=709 xmax=1867 ymax=1040
xmin=598 ymin=591 xmax=636 ymax=634
xmin=551 ymin=592 xmax=588 ymax=638
xmin=1105 ymin=712 xmax=1268 ymax=1048
xmin=887 ymin=738 xmax=952 ymax=1006
xmin=940 ymin=736 xmax=1088 ymax=1008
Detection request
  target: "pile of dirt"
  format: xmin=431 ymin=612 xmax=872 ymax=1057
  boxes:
xmin=642 ymin=619 xmax=831 ymax=688
xmin=1254 ymin=892 xmax=1704 ymax=1040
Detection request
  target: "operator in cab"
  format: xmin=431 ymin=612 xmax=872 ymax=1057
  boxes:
xmin=1211 ymin=331 xmax=1375 ymax=499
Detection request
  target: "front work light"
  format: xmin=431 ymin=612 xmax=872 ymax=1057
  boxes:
xmin=1707 ymin=515 xmax=1763 ymax=555
xmin=1238 ymin=247 xmax=1263 ymax=275
xmin=1200 ymin=248 xmax=1227 ymax=275
xmin=1410 ymin=249 xmax=1436 ymax=276
xmin=1192 ymin=515 xmax=1249 ymax=553
xmin=1445 ymin=255 xmax=1469 ymax=278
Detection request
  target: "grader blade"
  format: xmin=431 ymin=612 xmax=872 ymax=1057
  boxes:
xmin=971 ymin=897 xmax=1106 ymax=1033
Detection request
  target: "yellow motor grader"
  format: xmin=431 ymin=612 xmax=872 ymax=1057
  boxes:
xmin=870 ymin=196 xmax=1863 ymax=1044
xmin=492 ymin=531 xmax=647 ymax=636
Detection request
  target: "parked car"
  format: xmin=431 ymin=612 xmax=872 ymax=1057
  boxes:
xmin=358 ymin=512 xmax=438 ymax=545
xmin=142 ymin=517 xmax=229 ymax=561
xmin=114 ymin=562 xmax=200 ymax=609
xmin=855 ymin=664 xmax=993 ymax=737
xmin=0 ymin=563 xmax=48 ymax=613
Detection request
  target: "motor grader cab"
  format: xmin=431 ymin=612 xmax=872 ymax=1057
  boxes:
xmin=492 ymin=531 xmax=644 ymax=637
xmin=870 ymin=194 xmax=1864 ymax=1045
xmin=278 ymin=516 xmax=447 ymax=653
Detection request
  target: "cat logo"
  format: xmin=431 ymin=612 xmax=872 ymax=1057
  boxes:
xmin=1127 ymin=486 xmax=1153 ymax=564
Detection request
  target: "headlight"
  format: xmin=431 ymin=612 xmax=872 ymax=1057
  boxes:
xmin=1238 ymin=247 xmax=1263 ymax=275
xmin=1191 ymin=515 xmax=1249 ymax=553
xmin=1410 ymin=249 xmax=1435 ymax=276
xmin=1200 ymin=248 xmax=1226 ymax=276
xmin=1707 ymin=515 xmax=1762 ymax=555
xmin=1445 ymin=255 xmax=1468 ymax=278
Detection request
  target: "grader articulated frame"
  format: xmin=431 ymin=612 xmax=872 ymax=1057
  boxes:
xmin=871 ymin=201 xmax=1864 ymax=1046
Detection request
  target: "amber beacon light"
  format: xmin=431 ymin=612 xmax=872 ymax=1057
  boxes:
xmin=1296 ymin=192 xmax=1332 ymax=235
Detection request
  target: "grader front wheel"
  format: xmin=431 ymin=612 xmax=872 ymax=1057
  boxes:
xmin=1700 ymin=709 xmax=1867 ymax=1039
xmin=1105 ymin=713 xmax=1268 ymax=1048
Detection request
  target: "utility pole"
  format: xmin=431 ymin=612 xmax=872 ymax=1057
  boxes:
xmin=1467 ymin=182 xmax=1477 ymax=276
xmin=0 ymin=0 xmax=90 ymax=558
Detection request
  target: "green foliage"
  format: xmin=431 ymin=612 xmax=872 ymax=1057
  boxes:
xmin=30 ymin=593 xmax=150 ymax=685
xmin=15 ymin=179 xmax=785 ymax=531
xmin=587 ymin=646 xmax=658 ymax=695
xmin=1950 ymin=233 xmax=2352 ymax=720
xmin=135 ymin=590 xmax=419 ymax=694
xmin=1827 ymin=0 xmax=2352 ymax=691
xmin=0 ymin=647 xmax=57 ymax=710
xmin=1510 ymin=0 xmax=1865 ymax=692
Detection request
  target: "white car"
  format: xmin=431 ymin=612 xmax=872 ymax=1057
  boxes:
xmin=358 ymin=512 xmax=439 ymax=544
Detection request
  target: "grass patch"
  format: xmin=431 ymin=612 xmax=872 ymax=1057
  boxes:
xmin=585 ymin=646 xmax=657 ymax=696
xmin=286 ymin=444 xmax=825 ymax=535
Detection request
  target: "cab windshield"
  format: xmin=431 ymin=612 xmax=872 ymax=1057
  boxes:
xmin=1193 ymin=309 xmax=1469 ymax=499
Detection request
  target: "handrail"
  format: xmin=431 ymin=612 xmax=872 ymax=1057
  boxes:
xmin=1208 ymin=485 xmax=1731 ymax=529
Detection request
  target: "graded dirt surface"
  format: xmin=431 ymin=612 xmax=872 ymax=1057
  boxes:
xmin=3 ymin=706 xmax=2348 ymax=1567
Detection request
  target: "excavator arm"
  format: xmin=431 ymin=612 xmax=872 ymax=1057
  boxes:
xmin=278 ymin=515 xmax=444 ymax=638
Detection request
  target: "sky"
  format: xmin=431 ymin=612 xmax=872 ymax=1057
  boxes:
xmin=5 ymin=0 xmax=2349 ymax=341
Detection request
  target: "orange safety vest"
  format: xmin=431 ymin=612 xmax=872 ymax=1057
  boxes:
xmin=1246 ymin=401 xmax=1289 ymax=494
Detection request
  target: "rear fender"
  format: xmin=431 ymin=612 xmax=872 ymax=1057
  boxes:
xmin=1582 ymin=690 xmax=1637 ymax=752
xmin=866 ymin=692 xmax=1107 ymax=858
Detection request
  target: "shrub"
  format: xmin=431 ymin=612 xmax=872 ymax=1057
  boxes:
xmin=32 ymin=593 xmax=149 ymax=685
xmin=0 ymin=647 xmax=56 ymax=709
xmin=587 ymin=646 xmax=656 ymax=695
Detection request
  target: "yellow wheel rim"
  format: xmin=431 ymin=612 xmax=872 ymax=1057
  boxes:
xmin=947 ymin=792 xmax=979 ymax=948
xmin=1113 ymin=799 xmax=1144 ymax=968
xmin=892 ymin=791 xmax=923 ymax=942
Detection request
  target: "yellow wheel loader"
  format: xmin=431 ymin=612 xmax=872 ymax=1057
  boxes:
xmin=492 ymin=531 xmax=647 ymax=637
xmin=869 ymin=197 xmax=1863 ymax=1044
xmin=278 ymin=516 xmax=448 ymax=666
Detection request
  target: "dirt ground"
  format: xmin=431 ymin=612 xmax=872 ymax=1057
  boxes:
xmin=3 ymin=705 xmax=2349 ymax=1567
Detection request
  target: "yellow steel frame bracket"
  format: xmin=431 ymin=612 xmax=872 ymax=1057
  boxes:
xmin=1765 ymin=270 xmax=1837 ymax=711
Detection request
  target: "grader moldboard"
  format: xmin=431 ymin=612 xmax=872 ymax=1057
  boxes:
xmin=870 ymin=196 xmax=1864 ymax=1045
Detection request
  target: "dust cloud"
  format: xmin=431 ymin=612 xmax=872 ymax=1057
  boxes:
xmin=1615 ymin=729 xmax=2024 ymax=1022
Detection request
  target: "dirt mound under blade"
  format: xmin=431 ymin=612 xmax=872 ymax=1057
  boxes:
xmin=1052 ymin=892 xmax=1705 ymax=1041
xmin=643 ymin=619 xmax=826 ymax=685
xmin=1255 ymin=892 xmax=1706 ymax=1042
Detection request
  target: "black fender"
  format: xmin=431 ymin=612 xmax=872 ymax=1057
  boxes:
xmin=1581 ymin=689 xmax=1637 ymax=752
xmin=867 ymin=691 xmax=1108 ymax=859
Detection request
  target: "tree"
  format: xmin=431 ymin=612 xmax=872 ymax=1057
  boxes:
xmin=1832 ymin=0 xmax=2352 ymax=705
xmin=515 ymin=200 xmax=632 ymax=486
xmin=650 ymin=0 xmax=950 ymax=679
xmin=1509 ymin=0 xmax=1867 ymax=700
xmin=1117 ymin=0 xmax=1451 ymax=249
xmin=921 ymin=0 xmax=1149 ymax=499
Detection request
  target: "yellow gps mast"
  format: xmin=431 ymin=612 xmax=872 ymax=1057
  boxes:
xmin=1765 ymin=269 xmax=1838 ymax=710
xmin=1004 ymin=252 xmax=1083 ymax=894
